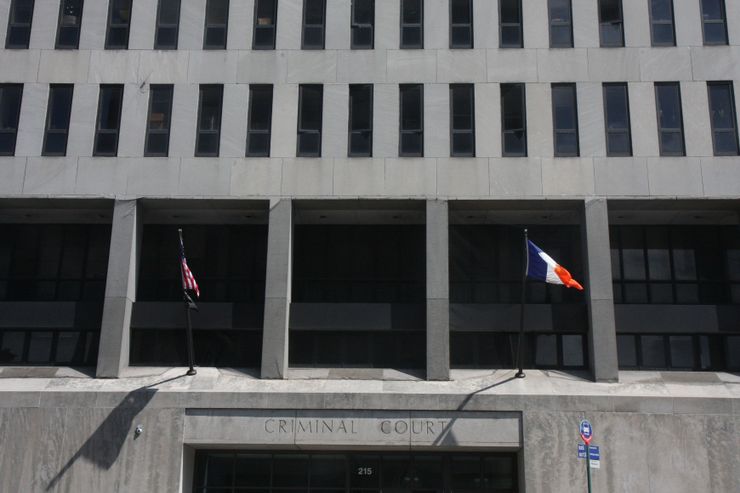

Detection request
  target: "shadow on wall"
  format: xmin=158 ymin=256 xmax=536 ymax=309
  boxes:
xmin=46 ymin=374 xmax=186 ymax=491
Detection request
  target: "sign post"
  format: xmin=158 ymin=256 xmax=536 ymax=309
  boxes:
xmin=579 ymin=420 xmax=593 ymax=493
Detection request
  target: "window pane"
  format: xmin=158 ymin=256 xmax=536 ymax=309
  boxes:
xmin=651 ymin=0 xmax=672 ymax=21
xmin=299 ymin=85 xmax=322 ymax=130
xmin=199 ymin=87 xmax=222 ymax=131
xmin=273 ymin=455 xmax=309 ymax=487
xmin=234 ymin=454 xmax=271 ymax=487
xmin=159 ymin=0 xmax=180 ymax=24
xmin=400 ymin=85 xmax=422 ymax=130
xmin=562 ymin=334 xmax=584 ymax=367
xmin=249 ymin=86 xmax=273 ymax=131
xmin=652 ymin=23 xmax=674 ymax=45
xmin=604 ymin=84 xmax=629 ymax=129
xmin=500 ymin=25 xmax=521 ymax=47
xmin=451 ymin=85 xmax=473 ymax=130
xmin=451 ymin=0 xmax=472 ymax=23
xmin=253 ymin=26 xmax=275 ymax=47
xmin=402 ymin=0 xmax=422 ymax=23
xmin=303 ymin=25 xmax=324 ymax=48
xmin=552 ymin=84 xmax=578 ymax=156
xmin=607 ymin=132 xmax=631 ymax=155
xmin=57 ymin=0 xmax=83 ymax=49
xmin=352 ymin=26 xmax=372 ymax=47
xmin=98 ymin=87 xmax=123 ymax=130
xmin=353 ymin=0 xmax=373 ymax=24
xmin=656 ymin=85 xmax=682 ymax=128
xmin=641 ymin=335 xmax=666 ymax=368
xmin=708 ymin=83 xmax=739 ymax=155
xmin=701 ymin=0 xmax=724 ymax=20
xmin=349 ymin=85 xmax=372 ymax=131
xmin=669 ymin=335 xmax=694 ymax=369
xmin=401 ymin=25 xmax=422 ymax=47
xmin=27 ymin=331 xmax=53 ymax=363
xmin=304 ymin=0 xmax=325 ymax=24
xmin=55 ymin=331 xmax=81 ymax=364
xmin=534 ymin=335 xmax=558 ymax=366
xmin=703 ymin=22 xmax=727 ymax=44
xmin=206 ymin=0 xmax=228 ymax=24
xmin=310 ymin=455 xmax=346 ymax=488
xmin=617 ymin=334 xmax=637 ymax=367
xmin=500 ymin=0 xmax=521 ymax=23
xmin=0 ymin=331 xmax=24 ymax=363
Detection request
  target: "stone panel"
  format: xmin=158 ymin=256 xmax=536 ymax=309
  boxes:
xmin=14 ymin=83 xmax=47 ymax=157
xmin=424 ymin=83 xmax=449 ymax=158
xmin=387 ymin=50 xmax=437 ymax=83
xmin=489 ymin=158 xmax=544 ymax=197
xmin=541 ymin=157 xmax=595 ymax=196
xmin=437 ymin=158 xmax=490 ymax=197
xmin=436 ymin=50 xmax=486 ymax=83
xmin=237 ymin=51 xmax=289 ymax=84
xmin=486 ymin=49 xmax=538 ymax=82
xmin=38 ymin=51 xmax=92 ymax=84
xmin=28 ymin=0 xmax=59 ymax=49
xmin=475 ymin=82 xmax=500 ymax=158
xmin=646 ymin=157 xmax=703 ymax=196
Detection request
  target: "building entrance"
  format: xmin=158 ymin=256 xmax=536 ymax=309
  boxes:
xmin=193 ymin=451 xmax=519 ymax=493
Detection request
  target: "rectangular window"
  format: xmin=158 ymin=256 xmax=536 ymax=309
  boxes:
xmin=195 ymin=85 xmax=223 ymax=157
xmin=399 ymin=84 xmax=423 ymax=157
xmin=598 ymin=0 xmax=624 ymax=47
xmin=302 ymin=0 xmax=326 ymax=49
xmin=500 ymin=83 xmax=526 ymax=157
xmin=42 ymin=84 xmax=74 ymax=157
xmin=351 ymin=0 xmax=374 ymax=49
xmin=348 ymin=84 xmax=373 ymax=157
xmin=400 ymin=0 xmax=423 ymax=49
xmin=93 ymin=84 xmax=124 ymax=157
xmin=603 ymin=83 xmax=632 ymax=156
xmin=649 ymin=0 xmax=675 ymax=46
xmin=246 ymin=84 xmax=273 ymax=157
xmin=155 ymin=0 xmax=180 ymax=49
xmin=297 ymin=84 xmax=323 ymax=157
xmin=700 ymin=0 xmax=728 ymax=45
xmin=203 ymin=0 xmax=228 ymax=49
xmin=655 ymin=82 xmax=685 ymax=156
xmin=707 ymin=82 xmax=739 ymax=156
xmin=252 ymin=0 xmax=277 ymax=49
xmin=0 ymin=84 xmax=23 ymax=156
xmin=499 ymin=0 xmax=523 ymax=48
xmin=450 ymin=84 xmax=475 ymax=157
xmin=105 ymin=0 xmax=132 ymax=49
xmin=5 ymin=0 xmax=34 ymax=49
xmin=450 ymin=0 xmax=473 ymax=49
xmin=56 ymin=0 xmax=83 ymax=49
xmin=548 ymin=0 xmax=573 ymax=48
xmin=552 ymin=83 xmax=579 ymax=157
xmin=144 ymin=84 xmax=174 ymax=157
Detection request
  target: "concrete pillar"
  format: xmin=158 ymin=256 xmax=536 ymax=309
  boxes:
xmin=260 ymin=199 xmax=293 ymax=379
xmin=96 ymin=199 xmax=141 ymax=378
xmin=581 ymin=198 xmax=619 ymax=382
xmin=426 ymin=200 xmax=450 ymax=380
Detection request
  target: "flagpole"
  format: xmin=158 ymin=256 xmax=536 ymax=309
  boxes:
xmin=179 ymin=228 xmax=197 ymax=376
xmin=515 ymin=228 xmax=528 ymax=378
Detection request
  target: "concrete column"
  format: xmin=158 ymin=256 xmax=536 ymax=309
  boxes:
xmin=96 ymin=199 xmax=141 ymax=378
xmin=261 ymin=199 xmax=293 ymax=379
xmin=426 ymin=200 xmax=450 ymax=380
xmin=581 ymin=198 xmax=619 ymax=382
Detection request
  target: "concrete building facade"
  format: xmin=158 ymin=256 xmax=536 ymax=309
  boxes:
xmin=0 ymin=0 xmax=738 ymax=491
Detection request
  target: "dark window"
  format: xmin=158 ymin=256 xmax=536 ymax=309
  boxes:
xmin=649 ymin=0 xmax=676 ymax=46
xmin=204 ymin=0 xmax=228 ymax=49
xmin=252 ymin=0 xmax=277 ymax=49
xmin=42 ymin=84 xmax=74 ymax=157
xmin=55 ymin=0 xmax=83 ymax=49
xmin=246 ymin=84 xmax=273 ymax=157
xmin=144 ymin=85 xmax=173 ymax=157
xmin=399 ymin=84 xmax=423 ymax=157
xmin=5 ymin=0 xmax=34 ymax=49
xmin=450 ymin=0 xmax=473 ymax=49
xmin=302 ymin=0 xmax=326 ymax=49
xmin=297 ymin=84 xmax=323 ymax=157
xmin=700 ymin=0 xmax=728 ymax=45
xmin=93 ymin=85 xmax=123 ymax=156
xmin=598 ymin=0 xmax=624 ymax=47
xmin=105 ymin=0 xmax=132 ymax=49
xmin=195 ymin=84 xmax=223 ymax=157
xmin=0 ymin=84 xmax=23 ymax=156
xmin=155 ymin=0 xmax=180 ymax=49
xmin=348 ymin=84 xmax=373 ymax=157
xmin=400 ymin=0 xmax=423 ymax=49
xmin=707 ymin=82 xmax=739 ymax=156
xmin=655 ymin=82 xmax=685 ymax=156
xmin=500 ymin=83 xmax=526 ymax=157
xmin=450 ymin=84 xmax=475 ymax=157
xmin=499 ymin=0 xmax=522 ymax=48
xmin=552 ymin=83 xmax=579 ymax=157
xmin=548 ymin=0 xmax=573 ymax=48
xmin=351 ymin=0 xmax=374 ymax=49
xmin=603 ymin=83 xmax=632 ymax=156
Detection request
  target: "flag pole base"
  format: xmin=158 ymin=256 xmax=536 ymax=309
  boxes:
xmin=515 ymin=370 xmax=526 ymax=378
xmin=186 ymin=369 xmax=197 ymax=376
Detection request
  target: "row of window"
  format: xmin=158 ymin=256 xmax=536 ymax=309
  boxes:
xmin=3 ymin=0 xmax=734 ymax=51
xmin=1 ymin=81 xmax=738 ymax=158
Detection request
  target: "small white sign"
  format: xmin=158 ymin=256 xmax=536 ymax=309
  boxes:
xmin=590 ymin=459 xmax=600 ymax=469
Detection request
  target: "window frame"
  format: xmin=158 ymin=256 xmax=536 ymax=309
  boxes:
xmin=144 ymin=84 xmax=174 ymax=157
xmin=399 ymin=83 xmax=424 ymax=157
xmin=449 ymin=83 xmax=475 ymax=157
xmin=547 ymin=0 xmax=573 ymax=48
xmin=5 ymin=0 xmax=35 ymax=49
xmin=93 ymin=84 xmax=124 ymax=157
xmin=598 ymin=0 xmax=625 ymax=47
xmin=602 ymin=82 xmax=633 ymax=157
xmin=499 ymin=0 xmax=523 ymax=48
xmin=195 ymin=84 xmax=224 ymax=157
xmin=654 ymin=82 xmax=686 ymax=157
xmin=351 ymin=0 xmax=374 ymax=49
xmin=707 ymin=81 xmax=740 ymax=156
xmin=301 ymin=0 xmax=327 ymax=50
xmin=700 ymin=0 xmax=728 ymax=46
xmin=296 ymin=84 xmax=324 ymax=157
xmin=500 ymin=82 xmax=527 ymax=158
xmin=154 ymin=0 xmax=181 ymax=50
xmin=0 ymin=84 xmax=23 ymax=157
xmin=246 ymin=84 xmax=274 ymax=157
xmin=252 ymin=0 xmax=278 ymax=50
xmin=42 ymin=84 xmax=74 ymax=157
xmin=648 ymin=0 xmax=676 ymax=47
xmin=203 ymin=0 xmax=229 ymax=50
xmin=348 ymin=84 xmax=374 ymax=157
xmin=449 ymin=0 xmax=473 ymax=49
xmin=400 ymin=0 xmax=424 ymax=49
xmin=104 ymin=0 xmax=132 ymax=50
xmin=551 ymin=83 xmax=580 ymax=157
xmin=55 ymin=0 xmax=84 ymax=50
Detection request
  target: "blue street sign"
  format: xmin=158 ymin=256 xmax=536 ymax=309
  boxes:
xmin=579 ymin=419 xmax=593 ymax=440
xmin=577 ymin=444 xmax=600 ymax=460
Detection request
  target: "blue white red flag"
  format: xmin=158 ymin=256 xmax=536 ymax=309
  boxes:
xmin=526 ymin=240 xmax=583 ymax=290
xmin=179 ymin=232 xmax=200 ymax=298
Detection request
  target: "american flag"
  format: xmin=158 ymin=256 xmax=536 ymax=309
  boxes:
xmin=178 ymin=229 xmax=200 ymax=298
